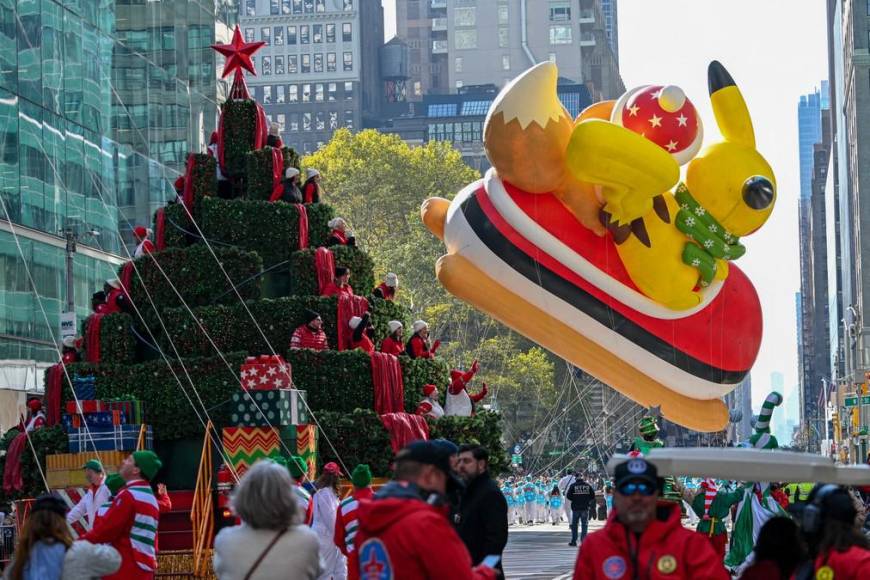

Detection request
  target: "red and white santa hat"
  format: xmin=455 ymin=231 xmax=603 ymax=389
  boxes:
xmin=423 ymin=384 xmax=437 ymax=397
xmin=133 ymin=226 xmax=152 ymax=240
xmin=27 ymin=398 xmax=42 ymax=412
xmin=611 ymin=84 xmax=703 ymax=165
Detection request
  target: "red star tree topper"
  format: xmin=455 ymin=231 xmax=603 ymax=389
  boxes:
xmin=212 ymin=25 xmax=265 ymax=78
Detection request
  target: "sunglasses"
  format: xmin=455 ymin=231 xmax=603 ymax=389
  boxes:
xmin=617 ymin=482 xmax=656 ymax=497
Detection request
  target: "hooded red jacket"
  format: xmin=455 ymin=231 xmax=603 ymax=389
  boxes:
xmin=574 ymin=502 xmax=729 ymax=580
xmin=813 ymin=545 xmax=870 ymax=579
xmin=355 ymin=482 xmax=496 ymax=580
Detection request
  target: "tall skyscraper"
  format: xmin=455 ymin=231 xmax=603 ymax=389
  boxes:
xmin=0 ymin=1 xmax=233 ymax=400
xmin=798 ymin=89 xmax=822 ymax=200
xmin=600 ymin=0 xmax=618 ymax=64
xmin=239 ymin=0 xmax=384 ymax=155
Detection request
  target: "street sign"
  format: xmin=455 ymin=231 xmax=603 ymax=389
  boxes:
xmin=845 ymin=396 xmax=859 ymax=407
xmin=60 ymin=312 xmax=77 ymax=340
xmin=862 ymin=396 xmax=870 ymax=405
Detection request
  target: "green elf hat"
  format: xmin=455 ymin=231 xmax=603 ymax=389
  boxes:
xmin=288 ymin=455 xmax=308 ymax=479
xmin=132 ymin=450 xmax=162 ymax=481
xmin=639 ymin=416 xmax=659 ymax=437
xmin=82 ymin=459 xmax=103 ymax=473
xmin=105 ymin=473 xmax=126 ymax=495
xmin=351 ymin=464 xmax=372 ymax=488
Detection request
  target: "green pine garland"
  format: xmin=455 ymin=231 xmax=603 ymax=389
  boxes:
xmin=83 ymin=312 xmax=135 ymax=364
xmin=244 ymin=146 xmax=301 ymax=201
xmin=221 ymin=100 xmax=259 ymax=177
xmin=290 ymin=245 xmax=375 ymax=297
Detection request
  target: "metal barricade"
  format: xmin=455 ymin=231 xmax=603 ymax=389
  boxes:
xmin=0 ymin=524 xmax=16 ymax=567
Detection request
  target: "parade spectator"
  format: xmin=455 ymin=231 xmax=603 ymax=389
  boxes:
xmin=739 ymin=517 xmax=805 ymax=580
xmin=326 ymin=218 xmax=355 ymax=246
xmin=573 ymin=458 xmax=729 ymax=579
xmin=334 ymin=464 xmax=374 ymax=580
xmin=286 ymin=456 xmax=314 ymax=523
xmin=797 ymin=484 xmax=870 ymax=578
xmin=303 ymin=168 xmax=323 ymax=203
xmin=379 ymin=321 xmax=404 ymax=355
xmin=173 ymin=176 xmax=185 ymax=204
xmin=213 ymin=461 xmax=321 ymax=580
xmin=266 ymin=122 xmax=283 ymax=148
xmin=278 ymin=167 xmax=303 ymax=204
xmin=322 ymin=266 xmax=354 ymax=297
xmin=355 ymin=441 xmax=498 ymax=579
xmin=66 ymin=460 xmax=110 ymax=529
xmin=405 ymin=320 xmax=440 ymax=359
xmin=81 ymin=450 xmax=163 ymax=580
xmin=349 ymin=313 xmax=375 ymax=354
xmin=603 ymin=486 xmax=614 ymax=516
xmin=415 ymin=384 xmax=445 ymax=419
xmin=566 ymin=472 xmax=595 ymax=546
xmin=456 ymin=444 xmax=508 ymax=574
xmin=372 ymin=273 xmax=398 ymax=301
xmin=312 ymin=462 xmax=346 ymax=579
xmin=290 ymin=310 xmax=329 ymax=351
xmin=558 ymin=470 xmax=577 ymax=523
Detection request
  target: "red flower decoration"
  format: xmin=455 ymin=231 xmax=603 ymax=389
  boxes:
xmin=212 ymin=25 xmax=266 ymax=79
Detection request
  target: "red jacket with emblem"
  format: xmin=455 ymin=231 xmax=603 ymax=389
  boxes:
xmin=573 ymin=502 xmax=729 ymax=580
xmin=355 ymin=482 xmax=496 ymax=580
xmin=813 ymin=545 xmax=870 ymax=579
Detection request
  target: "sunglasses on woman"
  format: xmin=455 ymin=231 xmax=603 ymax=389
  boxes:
xmin=617 ymin=482 xmax=656 ymax=497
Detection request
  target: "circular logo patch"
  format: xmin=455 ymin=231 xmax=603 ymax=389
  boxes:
xmin=359 ymin=538 xmax=392 ymax=580
xmin=657 ymin=555 xmax=677 ymax=574
xmin=602 ymin=555 xmax=626 ymax=579
xmin=815 ymin=565 xmax=834 ymax=580
xmin=627 ymin=459 xmax=647 ymax=474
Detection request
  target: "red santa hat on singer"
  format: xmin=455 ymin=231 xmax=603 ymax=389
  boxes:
xmin=133 ymin=226 xmax=152 ymax=241
xmin=611 ymin=84 xmax=703 ymax=165
xmin=422 ymin=384 xmax=437 ymax=397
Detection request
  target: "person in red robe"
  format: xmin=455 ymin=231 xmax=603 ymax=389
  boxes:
xmin=103 ymin=279 xmax=128 ymax=314
xmin=133 ymin=226 xmax=155 ymax=258
xmin=92 ymin=291 xmax=108 ymax=314
xmin=322 ymin=266 xmax=354 ymax=297
xmin=302 ymin=168 xmax=323 ymax=203
xmin=3 ymin=399 xmax=46 ymax=493
xmin=372 ymin=273 xmax=398 ymax=301
xmin=61 ymin=336 xmax=81 ymax=364
xmin=380 ymin=321 xmax=404 ymax=356
xmin=405 ymin=320 xmax=440 ymax=359
xmin=266 ymin=121 xmax=283 ymax=148
xmin=290 ymin=309 xmax=329 ymax=351
xmin=349 ymin=313 xmax=375 ymax=354
xmin=415 ymin=384 xmax=445 ymax=419
xmin=327 ymin=217 xmax=355 ymax=247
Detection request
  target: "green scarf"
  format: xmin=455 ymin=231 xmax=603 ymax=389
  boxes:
xmin=674 ymin=183 xmax=746 ymax=286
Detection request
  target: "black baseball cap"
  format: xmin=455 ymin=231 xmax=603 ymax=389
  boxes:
xmin=396 ymin=440 xmax=454 ymax=474
xmin=613 ymin=458 xmax=658 ymax=489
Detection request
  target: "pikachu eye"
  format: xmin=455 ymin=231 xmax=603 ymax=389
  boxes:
xmin=742 ymin=176 xmax=774 ymax=210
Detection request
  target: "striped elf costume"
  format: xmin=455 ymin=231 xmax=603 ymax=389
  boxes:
xmin=334 ymin=464 xmax=374 ymax=580
xmin=93 ymin=473 xmax=127 ymax=528
xmin=83 ymin=451 xmax=162 ymax=580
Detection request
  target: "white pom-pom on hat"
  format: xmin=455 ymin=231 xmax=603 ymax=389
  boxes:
xmin=385 ymin=273 xmax=398 ymax=288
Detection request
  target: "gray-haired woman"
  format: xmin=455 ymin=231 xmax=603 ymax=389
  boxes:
xmin=213 ymin=461 xmax=321 ymax=580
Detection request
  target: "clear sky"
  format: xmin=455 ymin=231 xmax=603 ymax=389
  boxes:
xmin=382 ymin=1 xmax=829 ymax=419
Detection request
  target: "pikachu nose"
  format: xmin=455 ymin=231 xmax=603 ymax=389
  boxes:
xmin=742 ymin=176 xmax=775 ymax=210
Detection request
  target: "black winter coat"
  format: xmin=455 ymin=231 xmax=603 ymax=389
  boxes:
xmin=456 ymin=471 xmax=508 ymax=571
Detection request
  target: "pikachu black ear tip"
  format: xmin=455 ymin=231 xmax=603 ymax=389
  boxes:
xmin=708 ymin=60 xmax=736 ymax=95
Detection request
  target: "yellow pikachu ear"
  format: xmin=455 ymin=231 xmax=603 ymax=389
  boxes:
xmin=708 ymin=61 xmax=755 ymax=148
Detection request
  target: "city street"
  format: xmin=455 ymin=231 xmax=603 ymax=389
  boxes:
xmin=502 ymin=520 xmax=606 ymax=579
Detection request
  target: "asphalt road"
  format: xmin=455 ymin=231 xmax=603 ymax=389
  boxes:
xmin=502 ymin=520 xmax=606 ymax=579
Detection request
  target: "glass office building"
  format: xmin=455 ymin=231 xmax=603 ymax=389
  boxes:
xmin=0 ymin=0 xmax=234 ymax=389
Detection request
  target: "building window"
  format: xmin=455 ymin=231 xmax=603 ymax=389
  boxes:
xmin=303 ymin=112 xmax=312 ymax=131
xmin=427 ymin=103 xmax=457 ymax=117
xmin=274 ymin=27 xmax=284 ymax=46
xmin=315 ymin=83 xmax=324 ymax=102
xmin=498 ymin=4 xmax=509 ymax=24
xmin=328 ymin=83 xmax=337 ymax=101
xmin=329 ymin=111 xmax=339 ymax=129
xmin=293 ymin=0 xmax=302 ymax=12
xmin=414 ymin=81 xmax=422 ymax=96
xmin=498 ymin=28 xmax=509 ymax=48
xmin=282 ymin=0 xmax=292 ymax=14
xmin=327 ymin=52 xmax=337 ymax=72
xmin=502 ymin=55 xmax=510 ymax=70
xmin=275 ymin=56 xmax=285 ymax=75
xmin=456 ymin=80 xmax=464 ymax=89
xmin=344 ymin=0 xmax=353 ymax=11
xmin=343 ymin=52 xmax=353 ymax=71
xmin=315 ymin=0 xmax=325 ymax=12
xmin=262 ymin=27 xmax=271 ymax=45
xmin=262 ymin=56 xmax=272 ymax=75
xmin=345 ymin=110 xmax=354 ymax=129
xmin=455 ymin=30 xmax=477 ymax=49
xmin=263 ymin=86 xmax=272 ymax=104
xmin=302 ymin=54 xmax=311 ymax=73
xmin=549 ymin=2 xmax=571 ymax=22
xmin=304 ymin=0 xmax=314 ymax=13
xmin=245 ymin=0 xmax=255 ymax=16
xmin=549 ymin=25 xmax=572 ymax=45
xmin=289 ymin=84 xmax=298 ymax=102
xmin=288 ymin=26 xmax=297 ymax=45
xmin=326 ymin=24 xmax=336 ymax=43
xmin=289 ymin=55 xmax=298 ymax=74
xmin=314 ymin=53 xmax=323 ymax=72
xmin=342 ymin=23 xmax=353 ymax=42
xmin=290 ymin=112 xmax=299 ymax=131
xmin=302 ymin=83 xmax=311 ymax=102
xmin=316 ymin=111 xmax=325 ymax=130
xmin=271 ymin=0 xmax=280 ymax=15
xmin=301 ymin=25 xmax=310 ymax=44
xmin=313 ymin=24 xmax=323 ymax=43
xmin=276 ymin=113 xmax=285 ymax=132
xmin=244 ymin=28 xmax=255 ymax=42
xmin=455 ymin=57 xmax=463 ymax=73
xmin=277 ymin=85 xmax=286 ymax=103
xmin=345 ymin=81 xmax=353 ymax=99
xmin=455 ymin=7 xmax=476 ymax=27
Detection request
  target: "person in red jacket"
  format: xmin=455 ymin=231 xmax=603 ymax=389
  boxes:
xmin=372 ymin=273 xmax=398 ymax=301
xmin=355 ymin=441 xmax=498 ymax=579
xmin=322 ymin=266 xmax=354 ymax=297
xmin=133 ymin=226 xmax=155 ymax=258
xmin=800 ymin=484 xmax=870 ymax=580
xmin=405 ymin=320 xmax=440 ymax=359
xmin=61 ymin=336 xmax=81 ymax=364
xmin=103 ymin=279 xmax=128 ymax=314
xmin=349 ymin=313 xmax=375 ymax=354
xmin=303 ymin=168 xmax=323 ymax=203
xmin=334 ymin=464 xmax=374 ymax=580
xmin=326 ymin=217 xmax=355 ymax=246
xmin=379 ymin=321 xmax=404 ymax=356
xmin=290 ymin=309 xmax=329 ymax=351
xmin=574 ymin=458 xmax=729 ymax=580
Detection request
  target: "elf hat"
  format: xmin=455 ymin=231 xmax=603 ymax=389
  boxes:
xmin=351 ymin=464 xmax=372 ymax=488
xmin=323 ymin=462 xmax=342 ymax=476
xmin=423 ymin=384 xmax=437 ymax=397
xmin=133 ymin=226 xmax=152 ymax=240
xmin=304 ymin=309 xmax=321 ymax=323
xmin=639 ymin=416 xmax=659 ymax=437
xmin=385 ymin=273 xmax=398 ymax=288
xmin=306 ymin=168 xmax=320 ymax=179
xmin=105 ymin=474 xmax=125 ymax=495
xmin=285 ymin=167 xmax=300 ymax=180
xmin=82 ymin=459 xmax=103 ymax=473
xmin=349 ymin=316 xmax=362 ymax=330
xmin=132 ymin=450 xmax=162 ymax=481
xmin=387 ymin=320 xmax=403 ymax=334
xmin=62 ymin=336 xmax=77 ymax=349
xmin=412 ymin=320 xmax=428 ymax=333
xmin=288 ymin=455 xmax=308 ymax=479
xmin=106 ymin=278 xmax=121 ymax=290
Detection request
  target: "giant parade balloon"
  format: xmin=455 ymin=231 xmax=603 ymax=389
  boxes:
xmin=421 ymin=61 xmax=775 ymax=432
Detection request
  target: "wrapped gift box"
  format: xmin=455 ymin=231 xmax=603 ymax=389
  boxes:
xmin=240 ymin=355 xmax=293 ymax=390
xmin=71 ymin=375 xmax=96 ymax=400
xmin=105 ymin=400 xmax=144 ymax=424
xmin=296 ymin=424 xmax=318 ymax=481
xmin=47 ymin=451 xmax=129 ymax=471
xmin=67 ymin=424 xmax=152 ymax=453
xmin=222 ymin=426 xmax=281 ymax=476
xmin=65 ymin=400 xmax=106 ymax=414
xmin=230 ymin=389 xmax=307 ymax=426
xmin=62 ymin=411 xmax=126 ymax=432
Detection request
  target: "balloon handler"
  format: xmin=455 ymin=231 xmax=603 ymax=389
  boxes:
xmin=628 ymin=416 xmax=681 ymax=502
xmin=421 ymin=60 xmax=775 ymax=432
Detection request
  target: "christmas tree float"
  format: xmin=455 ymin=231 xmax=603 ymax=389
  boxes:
xmin=0 ymin=26 xmax=506 ymax=552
